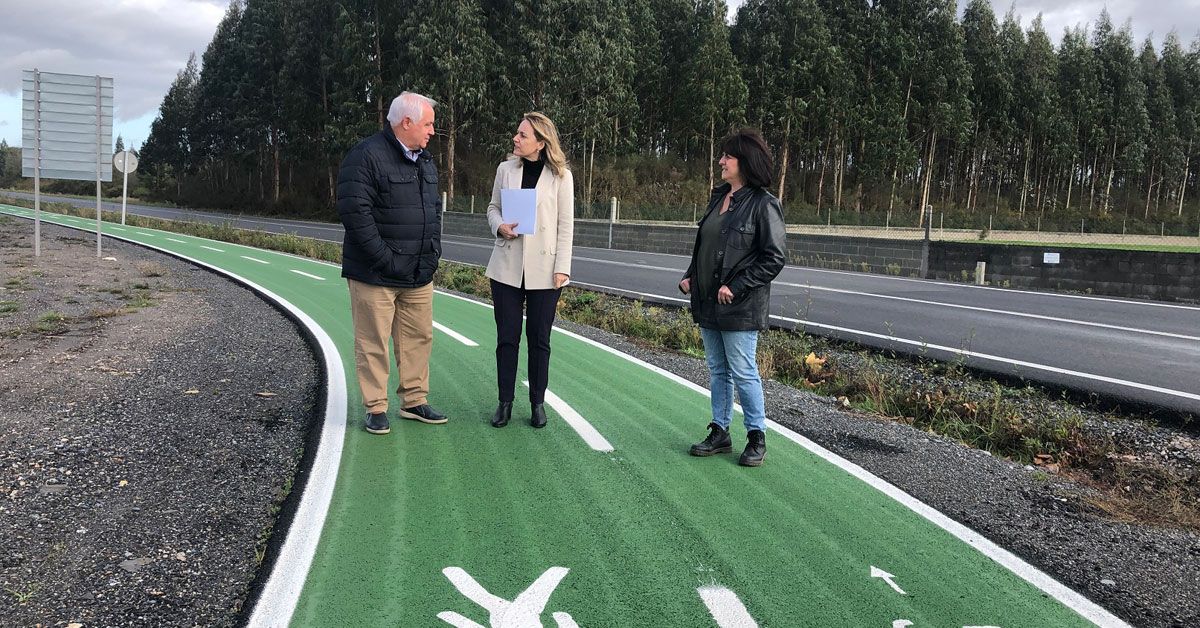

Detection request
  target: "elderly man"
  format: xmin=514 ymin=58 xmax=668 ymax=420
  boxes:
xmin=337 ymin=91 xmax=446 ymax=435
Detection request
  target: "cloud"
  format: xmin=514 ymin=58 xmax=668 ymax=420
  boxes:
xmin=960 ymin=0 xmax=1200 ymax=48
xmin=0 ymin=0 xmax=226 ymax=125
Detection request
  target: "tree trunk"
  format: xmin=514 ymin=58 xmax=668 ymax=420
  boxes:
xmin=1065 ymin=159 xmax=1075 ymax=212
xmin=778 ymin=115 xmax=792 ymax=205
xmin=889 ymin=76 xmax=914 ymax=215
xmin=587 ymin=137 xmax=596 ymax=208
xmin=1180 ymin=144 xmax=1192 ymax=217
xmin=834 ymin=136 xmax=845 ymax=210
xmin=816 ymin=133 xmax=830 ymax=215
xmin=707 ymin=113 xmax=715 ymax=194
xmin=1145 ymin=159 xmax=1155 ymax=220
xmin=919 ymin=130 xmax=936 ymax=227
xmin=1088 ymin=149 xmax=1099 ymax=214
xmin=272 ymin=127 xmax=281 ymax=204
xmin=374 ymin=3 xmax=384 ymax=127
xmin=1102 ymin=141 xmax=1117 ymax=216
xmin=447 ymin=109 xmax=457 ymax=205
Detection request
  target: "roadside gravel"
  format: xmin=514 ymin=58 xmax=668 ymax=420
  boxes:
xmin=0 ymin=220 xmax=319 ymax=627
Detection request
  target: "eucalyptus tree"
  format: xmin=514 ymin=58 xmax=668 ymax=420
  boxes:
xmin=141 ymin=52 xmax=199 ymax=199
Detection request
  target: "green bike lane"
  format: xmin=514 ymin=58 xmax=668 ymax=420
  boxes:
xmin=1 ymin=205 xmax=1126 ymax=627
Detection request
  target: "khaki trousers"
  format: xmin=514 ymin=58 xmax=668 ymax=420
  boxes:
xmin=347 ymin=278 xmax=433 ymax=413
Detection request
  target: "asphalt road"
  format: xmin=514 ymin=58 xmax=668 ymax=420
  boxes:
xmin=8 ymin=190 xmax=1199 ymax=415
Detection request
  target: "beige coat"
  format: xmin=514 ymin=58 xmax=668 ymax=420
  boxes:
xmin=485 ymin=158 xmax=574 ymax=290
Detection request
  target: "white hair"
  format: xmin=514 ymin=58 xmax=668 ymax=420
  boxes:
xmin=386 ymin=91 xmax=437 ymax=126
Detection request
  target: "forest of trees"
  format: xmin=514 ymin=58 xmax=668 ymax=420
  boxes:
xmin=131 ymin=0 xmax=1200 ymax=234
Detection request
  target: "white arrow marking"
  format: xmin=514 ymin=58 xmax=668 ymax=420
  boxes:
xmin=440 ymin=566 xmax=577 ymax=628
xmin=697 ymin=585 xmax=758 ymax=627
xmin=871 ymin=566 xmax=907 ymax=595
xmin=434 ymin=321 xmax=479 ymax=346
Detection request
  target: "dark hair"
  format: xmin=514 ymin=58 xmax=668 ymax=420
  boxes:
xmin=719 ymin=129 xmax=774 ymax=189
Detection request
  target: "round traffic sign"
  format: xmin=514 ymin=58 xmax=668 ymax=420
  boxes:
xmin=113 ymin=150 xmax=139 ymax=173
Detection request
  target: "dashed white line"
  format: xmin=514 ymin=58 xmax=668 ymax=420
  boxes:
xmin=166 ymin=237 xmax=186 ymax=243
xmin=698 ymin=585 xmax=759 ymax=628
xmin=201 ymin=245 xmax=225 ymax=252
xmin=241 ymin=255 xmax=270 ymax=264
xmin=433 ymin=321 xmax=479 ymax=346
xmin=135 ymin=231 xmax=155 ymax=237
xmin=525 ymin=383 xmax=614 ymax=452
xmin=290 ymin=269 xmax=325 ymax=281
xmin=110 ymin=226 xmax=126 ymax=231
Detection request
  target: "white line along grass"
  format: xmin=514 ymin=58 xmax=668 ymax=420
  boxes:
xmin=698 ymin=585 xmax=759 ymax=628
xmin=523 ymin=382 xmax=614 ymax=453
xmin=433 ymin=321 xmax=479 ymax=347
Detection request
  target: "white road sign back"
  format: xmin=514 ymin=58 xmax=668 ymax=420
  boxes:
xmin=21 ymin=70 xmax=114 ymax=182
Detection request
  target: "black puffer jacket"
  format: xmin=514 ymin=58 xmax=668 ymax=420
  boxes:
xmin=683 ymin=184 xmax=787 ymax=331
xmin=336 ymin=130 xmax=442 ymax=288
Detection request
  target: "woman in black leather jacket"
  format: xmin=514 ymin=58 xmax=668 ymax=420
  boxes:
xmin=678 ymin=129 xmax=786 ymax=467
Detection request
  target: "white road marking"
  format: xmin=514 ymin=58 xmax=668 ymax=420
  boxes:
xmin=772 ymin=314 xmax=1200 ymax=403
xmin=433 ymin=321 xmax=479 ymax=346
xmin=778 ymin=282 xmax=1200 ymax=342
xmin=871 ymin=566 xmax=906 ymax=595
xmin=290 ymin=269 xmax=325 ymax=281
xmin=434 ymin=290 xmax=1132 ymax=627
xmin=241 ymin=255 xmax=269 ymax=264
xmin=524 ymin=383 xmax=614 ymax=452
xmin=166 ymin=237 xmax=186 ymax=243
xmin=697 ymin=585 xmax=759 ymax=627
xmin=135 ymin=231 xmax=155 ymax=237
xmin=110 ymin=226 xmax=126 ymax=231
xmin=439 ymin=566 xmax=576 ymax=628
xmin=200 ymin=245 xmax=225 ymax=252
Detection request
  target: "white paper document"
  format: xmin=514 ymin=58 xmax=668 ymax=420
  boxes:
xmin=501 ymin=188 xmax=537 ymax=235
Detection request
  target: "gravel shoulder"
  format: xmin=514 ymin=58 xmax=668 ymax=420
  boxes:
xmin=0 ymin=218 xmax=318 ymax=627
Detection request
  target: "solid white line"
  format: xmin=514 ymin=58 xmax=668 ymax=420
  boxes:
xmin=4 ymin=210 xmax=349 ymax=628
xmin=438 ymin=288 xmax=1131 ymax=627
xmin=166 ymin=237 xmax=186 ymax=243
xmin=778 ymin=282 xmax=1200 ymax=342
xmin=525 ymin=383 xmax=614 ymax=452
xmin=201 ymin=245 xmax=225 ymax=253
xmin=433 ymin=321 xmax=479 ymax=346
xmin=241 ymin=255 xmax=270 ymax=264
xmin=697 ymin=585 xmax=759 ymax=628
xmin=290 ymin=269 xmax=325 ymax=281
xmin=772 ymin=314 xmax=1200 ymax=403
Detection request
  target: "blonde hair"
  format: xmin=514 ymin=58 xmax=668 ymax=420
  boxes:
xmin=517 ymin=112 xmax=568 ymax=177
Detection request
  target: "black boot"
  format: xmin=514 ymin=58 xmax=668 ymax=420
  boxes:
xmin=530 ymin=403 xmax=548 ymax=428
xmin=689 ymin=423 xmax=733 ymax=456
xmin=739 ymin=430 xmax=766 ymax=467
xmin=490 ymin=402 xmax=512 ymax=428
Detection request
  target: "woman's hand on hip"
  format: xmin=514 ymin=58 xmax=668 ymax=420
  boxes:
xmin=717 ymin=285 xmax=734 ymax=304
xmin=498 ymin=223 xmax=519 ymax=239
xmin=678 ymin=278 xmax=691 ymax=294
xmin=554 ymin=273 xmax=570 ymax=289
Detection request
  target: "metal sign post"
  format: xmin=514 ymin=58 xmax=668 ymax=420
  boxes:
xmin=113 ymin=150 xmax=139 ymax=225
xmin=95 ymin=75 xmax=102 ymax=257
xmin=32 ymin=70 xmax=41 ymax=257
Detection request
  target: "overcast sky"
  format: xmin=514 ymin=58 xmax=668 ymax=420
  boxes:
xmin=2 ymin=0 xmax=1198 ymax=150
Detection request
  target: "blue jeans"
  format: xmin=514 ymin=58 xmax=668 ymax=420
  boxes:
xmin=699 ymin=328 xmax=767 ymax=433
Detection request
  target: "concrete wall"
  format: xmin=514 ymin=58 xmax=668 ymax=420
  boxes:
xmin=928 ymin=242 xmax=1200 ymax=302
xmin=441 ymin=212 xmax=1198 ymax=301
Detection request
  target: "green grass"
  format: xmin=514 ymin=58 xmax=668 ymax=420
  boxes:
xmin=33 ymin=311 xmax=68 ymax=333
xmin=0 ymin=301 xmax=17 ymax=314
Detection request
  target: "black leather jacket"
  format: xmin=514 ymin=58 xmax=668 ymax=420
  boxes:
xmin=683 ymin=184 xmax=786 ymax=331
xmin=336 ymin=130 xmax=442 ymax=288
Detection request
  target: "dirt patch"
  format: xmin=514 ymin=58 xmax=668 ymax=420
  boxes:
xmin=0 ymin=217 xmax=319 ymax=626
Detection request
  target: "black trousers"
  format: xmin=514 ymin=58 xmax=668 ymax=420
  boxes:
xmin=491 ymin=279 xmax=561 ymax=404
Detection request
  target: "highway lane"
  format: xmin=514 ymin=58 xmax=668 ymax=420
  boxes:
xmin=8 ymin=190 xmax=1198 ymax=414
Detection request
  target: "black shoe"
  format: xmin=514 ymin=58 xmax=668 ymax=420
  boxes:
xmin=398 ymin=404 xmax=447 ymax=424
xmin=689 ymin=423 xmax=732 ymax=456
xmin=739 ymin=429 xmax=766 ymax=467
xmin=364 ymin=412 xmax=390 ymax=435
xmin=530 ymin=403 xmax=548 ymax=428
xmin=491 ymin=402 xmax=513 ymax=428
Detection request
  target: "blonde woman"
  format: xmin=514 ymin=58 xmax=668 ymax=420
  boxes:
xmin=485 ymin=112 xmax=574 ymax=429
